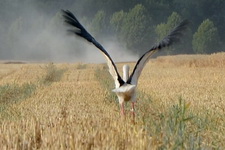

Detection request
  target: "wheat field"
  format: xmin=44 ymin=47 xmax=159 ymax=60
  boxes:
xmin=0 ymin=53 xmax=225 ymax=149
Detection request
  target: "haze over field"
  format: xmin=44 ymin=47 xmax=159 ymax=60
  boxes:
xmin=0 ymin=0 xmax=138 ymax=63
xmin=0 ymin=0 xmax=224 ymax=62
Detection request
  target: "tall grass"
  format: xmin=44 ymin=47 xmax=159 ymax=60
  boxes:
xmin=138 ymin=97 xmax=206 ymax=149
xmin=0 ymin=83 xmax=36 ymax=117
xmin=76 ymin=63 xmax=87 ymax=69
xmin=41 ymin=63 xmax=67 ymax=85
xmin=0 ymin=55 xmax=224 ymax=149
xmin=0 ymin=83 xmax=36 ymax=105
xmin=155 ymin=52 xmax=225 ymax=67
xmin=95 ymin=64 xmax=219 ymax=149
xmin=95 ymin=65 xmax=117 ymax=104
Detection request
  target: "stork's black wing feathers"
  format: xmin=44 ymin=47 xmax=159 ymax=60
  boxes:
xmin=152 ymin=19 xmax=189 ymax=50
xmin=62 ymin=10 xmax=125 ymax=87
xmin=62 ymin=10 xmax=93 ymax=42
xmin=127 ymin=20 xmax=189 ymax=84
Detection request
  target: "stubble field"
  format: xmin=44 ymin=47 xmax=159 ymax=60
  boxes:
xmin=0 ymin=53 xmax=225 ymax=149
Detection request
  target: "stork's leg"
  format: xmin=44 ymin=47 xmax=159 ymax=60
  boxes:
xmin=120 ymin=102 xmax=125 ymax=116
xmin=131 ymin=102 xmax=135 ymax=121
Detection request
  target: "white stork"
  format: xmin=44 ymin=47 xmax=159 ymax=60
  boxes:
xmin=62 ymin=10 xmax=189 ymax=119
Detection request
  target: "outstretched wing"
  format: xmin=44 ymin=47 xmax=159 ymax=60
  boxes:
xmin=62 ymin=10 xmax=124 ymax=88
xmin=127 ymin=20 xmax=189 ymax=85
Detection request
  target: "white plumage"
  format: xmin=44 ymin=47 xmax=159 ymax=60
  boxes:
xmin=62 ymin=10 xmax=189 ymax=119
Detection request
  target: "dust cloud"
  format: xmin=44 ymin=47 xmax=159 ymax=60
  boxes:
xmin=0 ymin=1 xmax=138 ymax=63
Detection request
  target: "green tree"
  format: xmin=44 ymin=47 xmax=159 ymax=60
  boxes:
xmin=144 ymin=0 xmax=171 ymax=24
xmin=192 ymin=19 xmax=220 ymax=54
xmin=110 ymin=4 xmax=153 ymax=55
xmin=6 ymin=17 xmax=24 ymax=58
xmin=110 ymin=10 xmax=126 ymax=34
xmin=90 ymin=10 xmax=108 ymax=38
xmin=121 ymin=4 xmax=152 ymax=54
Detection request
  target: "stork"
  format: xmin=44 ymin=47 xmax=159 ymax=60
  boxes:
xmin=62 ymin=10 xmax=189 ymax=119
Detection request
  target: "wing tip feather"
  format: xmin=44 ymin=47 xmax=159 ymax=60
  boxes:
xmin=154 ymin=19 xmax=190 ymax=50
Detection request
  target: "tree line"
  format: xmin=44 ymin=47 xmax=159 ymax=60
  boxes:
xmin=72 ymin=0 xmax=224 ymax=55
xmin=0 ymin=0 xmax=224 ymax=60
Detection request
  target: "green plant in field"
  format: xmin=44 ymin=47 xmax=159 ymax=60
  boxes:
xmin=0 ymin=83 xmax=36 ymax=104
xmin=76 ymin=63 xmax=87 ymax=69
xmin=95 ymin=66 xmax=117 ymax=104
xmin=162 ymin=98 xmax=195 ymax=149
xmin=0 ymin=83 xmax=36 ymax=112
xmin=139 ymin=97 xmax=207 ymax=149
xmin=41 ymin=63 xmax=67 ymax=85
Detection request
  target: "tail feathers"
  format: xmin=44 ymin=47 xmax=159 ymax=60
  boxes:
xmin=112 ymin=84 xmax=136 ymax=93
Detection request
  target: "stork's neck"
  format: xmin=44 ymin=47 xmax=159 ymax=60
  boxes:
xmin=123 ymin=64 xmax=129 ymax=82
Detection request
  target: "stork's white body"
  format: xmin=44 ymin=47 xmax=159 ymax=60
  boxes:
xmin=112 ymin=65 xmax=137 ymax=116
xmin=112 ymin=65 xmax=136 ymax=104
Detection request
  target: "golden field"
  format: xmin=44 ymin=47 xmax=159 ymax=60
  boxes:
xmin=0 ymin=53 xmax=225 ymax=149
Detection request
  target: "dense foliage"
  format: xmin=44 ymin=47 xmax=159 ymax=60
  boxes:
xmin=71 ymin=0 xmax=225 ymax=55
xmin=0 ymin=0 xmax=224 ymax=60
xmin=193 ymin=19 xmax=220 ymax=54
